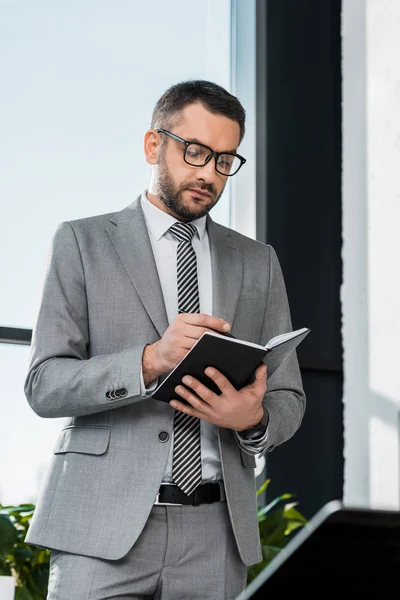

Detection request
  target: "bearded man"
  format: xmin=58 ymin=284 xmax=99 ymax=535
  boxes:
xmin=25 ymin=79 xmax=306 ymax=600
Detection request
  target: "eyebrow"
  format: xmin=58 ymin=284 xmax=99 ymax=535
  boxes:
xmin=187 ymin=136 xmax=238 ymax=154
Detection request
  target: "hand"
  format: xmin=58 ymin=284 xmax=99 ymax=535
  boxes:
xmin=142 ymin=313 xmax=231 ymax=383
xmin=169 ymin=363 xmax=267 ymax=431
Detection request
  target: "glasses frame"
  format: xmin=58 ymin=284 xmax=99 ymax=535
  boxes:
xmin=157 ymin=128 xmax=246 ymax=177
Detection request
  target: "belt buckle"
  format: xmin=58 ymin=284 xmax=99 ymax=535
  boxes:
xmin=154 ymin=484 xmax=183 ymax=506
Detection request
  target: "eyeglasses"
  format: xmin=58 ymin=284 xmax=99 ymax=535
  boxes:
xmin=157 ymin=128 xmax=246 ymax=177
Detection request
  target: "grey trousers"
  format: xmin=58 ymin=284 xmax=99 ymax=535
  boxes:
xmin=47 ymin=502 xmax=248 ymax=600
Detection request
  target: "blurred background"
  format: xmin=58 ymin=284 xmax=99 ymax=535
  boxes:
xmin=1 ymin=0 xmax=400 ymax=523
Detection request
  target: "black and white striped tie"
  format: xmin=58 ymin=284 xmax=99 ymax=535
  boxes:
xmin=169 ymin=221 xmax=202 ymax=496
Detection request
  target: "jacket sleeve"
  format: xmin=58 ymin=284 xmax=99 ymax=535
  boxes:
xmin=235 ymin=244 xmax=306 ymax=456
xmin=24 ymin=222 xmax=147 ymax=419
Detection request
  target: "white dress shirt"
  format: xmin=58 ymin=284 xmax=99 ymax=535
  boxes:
xmin=140 ymin=191 xmax=268 ymax=483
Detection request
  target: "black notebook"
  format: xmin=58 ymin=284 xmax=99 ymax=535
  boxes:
xmin=151 ymin=327 xmax=310 ymax=403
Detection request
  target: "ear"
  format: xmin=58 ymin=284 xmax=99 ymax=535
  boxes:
xmin=144 ymin=129 xmax=161 ymax=165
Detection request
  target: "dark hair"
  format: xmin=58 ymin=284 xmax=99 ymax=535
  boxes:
xmin=151 ymin=79 xmax=246 ymax=143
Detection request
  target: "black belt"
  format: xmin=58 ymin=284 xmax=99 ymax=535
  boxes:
xmin=154 ymin=482 xmax=226 ymax=506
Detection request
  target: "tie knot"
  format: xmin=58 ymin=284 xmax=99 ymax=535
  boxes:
xmin=169 ymin=222 xmax=198 ymax=243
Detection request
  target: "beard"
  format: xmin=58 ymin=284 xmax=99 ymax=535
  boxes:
xmin=156 ymin=154 xmax=224 ymax=221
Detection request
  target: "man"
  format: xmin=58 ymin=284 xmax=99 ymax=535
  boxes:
xmin=25 ymin=80 xmax=306 ymax=600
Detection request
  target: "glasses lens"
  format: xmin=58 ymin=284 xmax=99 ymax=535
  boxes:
xmin=216 ymin=154 xmax=241 ymax=176
xmin=184 ymin=143 xmax=243 ymax=176
xmin=185 ymin=143 xmax=210 ymax=166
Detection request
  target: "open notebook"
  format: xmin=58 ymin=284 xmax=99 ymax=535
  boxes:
xmin=151 ymin=327 xmax=310 ymax=403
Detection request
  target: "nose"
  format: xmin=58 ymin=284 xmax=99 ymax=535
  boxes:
xmin=195 ymin=156 xmax=218 ymax=182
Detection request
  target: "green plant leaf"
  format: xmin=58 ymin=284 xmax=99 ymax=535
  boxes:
xmin=0 ymin=514 xmax=18 ymax=559
xmin=258 ymin=510 xmax=289 ymax=548
xmin=14 ymin=586 xmax=33 ymax=600
xmin=257 ymin=493 xmax=295 ymax=519
xmin=284 ymin=520 xmax=305 ymax=536
xmin=256 ymin=478 xmax=270 ymax=496
xmin=11 ymin=545 xmax=35 ymax=565
xmin=1 ymin=505 xmax=35 ymax=513
xmin=247 ymin=561 xmax=264 ymax=583
xmin=261 ymin=544 xmax=282 ymax=562
xmin=33 ymin=549 xmax=51 ymax=566
xmin=0 ymin=563 xmax=13 ymax=576
xmin=0 ymin=503 xmax=51 ymax=598
xmin=28 ymin=563 xmax=50 ymax=597
xmin=246 ymin=545 xmax=281 ymax=584
xmin=18 ymin=515 xmax=34 ymax=526
xmin=283 ymin=505 xmax=308 ymax=524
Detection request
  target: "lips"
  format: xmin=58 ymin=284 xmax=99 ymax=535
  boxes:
xmin=187 ymin=188 xmax=212 ymax=199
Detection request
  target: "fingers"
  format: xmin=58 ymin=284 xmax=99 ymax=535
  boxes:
xmin=170 ymin=398 xmax=199 ymax=417
xmin=169 ymin=377 xmax=216 ymax=419
xmin=203 ymin=367 xmax=234 ymax=395
xmin=182 ymin=324 xmax=223 ymax=342
xmin=176 ymin=376 xmax=215 ymax=406
xmin=178 ymin=313 xmax=231 ymax=334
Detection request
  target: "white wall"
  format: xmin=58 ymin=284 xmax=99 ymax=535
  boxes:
xmin=0 ymin=0 xmax=257 ymax=505
xmin=342 ymin=0 xmax=400 ymax=509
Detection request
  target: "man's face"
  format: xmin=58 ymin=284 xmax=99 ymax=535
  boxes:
xmin=150 ymin=103 xmax=241 ymax=221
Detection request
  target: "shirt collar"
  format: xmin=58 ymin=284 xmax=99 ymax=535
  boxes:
xmin=140 ymin=191 xmax=207 ymax=241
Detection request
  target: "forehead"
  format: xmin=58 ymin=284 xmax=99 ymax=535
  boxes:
xmin=172 ymin=102 xmax=241 ymax=151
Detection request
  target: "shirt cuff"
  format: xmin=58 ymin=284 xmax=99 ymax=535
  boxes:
xmin=140 ymin=368 xmax=159 ymax=396
xmin=233 ymin=427 xmax=269 ymax=456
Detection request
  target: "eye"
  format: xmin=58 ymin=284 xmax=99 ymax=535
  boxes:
xmin=218 ymin=155 xmax=234 ymax=169
xmin=186 ymin=144 xmax=208 ymax=159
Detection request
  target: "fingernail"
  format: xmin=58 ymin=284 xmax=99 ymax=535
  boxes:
xmin=206 ymin=367 xmax=215 ymax=376
xmin=182 ymin=376 xmax=192 ymax=385
xmin=223 ymin=323 xmax=230 ymax=330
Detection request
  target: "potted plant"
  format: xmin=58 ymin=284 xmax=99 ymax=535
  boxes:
xmin=247 ymin=478 xmax=307 ymax=584
xmin=0 ymin=504 xmax=50 ymax=600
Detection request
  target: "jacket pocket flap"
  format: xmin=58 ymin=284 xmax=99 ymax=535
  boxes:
xmin=54 ymin=426 xmax=111 ymax=456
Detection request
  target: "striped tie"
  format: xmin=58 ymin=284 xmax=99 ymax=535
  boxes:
xmin=169 ymin=221 xmax=202 ymax=496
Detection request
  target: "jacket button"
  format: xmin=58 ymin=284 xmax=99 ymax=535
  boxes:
xmin=118 ymin=387 xmax=128 ymax=397
xmin=158 ymin=431 xmax=169 ymax=443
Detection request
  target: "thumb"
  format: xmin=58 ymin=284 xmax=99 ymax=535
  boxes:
xmin=255 ymin=363 xmax=267 ymax=381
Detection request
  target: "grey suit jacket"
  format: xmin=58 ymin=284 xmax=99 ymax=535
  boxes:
xmin=24 ymin=196 xmax=305 ymax=567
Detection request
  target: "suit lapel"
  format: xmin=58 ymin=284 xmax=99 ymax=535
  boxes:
xmin=106 ymin=197 xmax=169 ymax=338
xmin=106 ymin=199 xmax=242 ymax=337
xmin=207 ymin=216 xmax=243 ymax=328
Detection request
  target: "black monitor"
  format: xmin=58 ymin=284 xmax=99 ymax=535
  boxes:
xmin=236 ymin=500 xmax=400 ymax=598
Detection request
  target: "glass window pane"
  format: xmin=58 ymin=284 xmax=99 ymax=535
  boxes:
xmin=0 ymin=1 xmax=232 ymax=329
xmin=0 ymin=344 xmax=66 ymax=505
